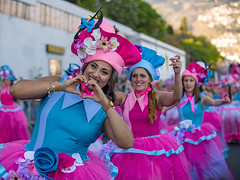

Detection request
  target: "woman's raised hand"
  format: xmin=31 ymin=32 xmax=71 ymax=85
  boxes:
xmin=169 ymin=55 xmax=182 ymax=75
xmin=61 ymin=75 xmax=86 ymax=96
xmin=80 ymin=79 xmax=107 ymax=104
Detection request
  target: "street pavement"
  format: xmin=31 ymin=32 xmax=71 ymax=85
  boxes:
xmin=226 ymin=142 xmax=240 ymax=180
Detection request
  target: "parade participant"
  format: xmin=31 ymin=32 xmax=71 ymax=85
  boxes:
xmin=171 ymin=61 xmax=233 ymax=180
xmin=0 ymin=11 xmax=141 ymax=180
xmin=104 ymin=45 xmax=191 ymax=180
xmin=0 ymin=65 xmax=30 ymax=143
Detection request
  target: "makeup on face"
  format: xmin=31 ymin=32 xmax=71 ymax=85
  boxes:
xmin=131 ymin=68 xmax=151 ymax=92
xmin=83 ymin=61 xmax=112 ymax=88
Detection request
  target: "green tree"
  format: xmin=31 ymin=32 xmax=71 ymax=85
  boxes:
xmin=179 ymin=17 xmax=188 ymax=33
xmin=101 ymin=0 xmax=166 ymax=40
xmin=181 ymin=35 xmax=223 ymax=65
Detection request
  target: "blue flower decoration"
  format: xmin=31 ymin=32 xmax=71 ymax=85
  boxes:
xmin=34 ymin=147 xmax=58 ymax=180
xmin=79 ymin=18 xmax=95 ymax=32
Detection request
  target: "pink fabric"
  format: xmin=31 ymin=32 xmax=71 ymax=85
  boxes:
xmin=128 ymin=102 xmax=164 ymax=137
xmin=182 ymin=69 xmax=199 ymax=82
xmin=111 ymin=133 xmax=191 ymax=180
xmin=0 ymin=86 xmax=30 ymax=143
xmin=134 ymin=87 xmax=151 ymax=107
xmin=71 ymin=20 xmax=141 ymax=76
xmin=0 ymin=86 xmax=14 ymax=105
xmin=171 ymin=123 xmax=233 ymax=180
xmin=177 ymin=93 xmax=195 ymax=113
xmin=0 ymin=141 xmax=114 ymax=180
xmin=122 ymin=91 xmax=155 ymax=131
xmin=203 ymin=111 xmax=228 ymax=152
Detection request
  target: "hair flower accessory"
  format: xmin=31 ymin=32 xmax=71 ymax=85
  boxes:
xmin=79 ymin=18 xmax=95 ymax=32
xmin=71 ymin=9 xmax=141 ymax=76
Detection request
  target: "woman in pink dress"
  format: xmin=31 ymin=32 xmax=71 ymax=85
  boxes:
xmin=102 ymin=45 xmax=190 ymax=180
xmin=0 ymin=65 xmax=30 ymax=143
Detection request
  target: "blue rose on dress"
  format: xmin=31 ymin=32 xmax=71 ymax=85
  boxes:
xmin=34 ymin=147 xmax=59 ymax=180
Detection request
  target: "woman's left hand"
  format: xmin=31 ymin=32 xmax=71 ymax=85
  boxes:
xmin=169 ymin=55 xmax=182 ymax=75
xmin=81 ymin=79 xmax=107 ymax=104
xmin=221 ymin=97 xmax=231 ymax=104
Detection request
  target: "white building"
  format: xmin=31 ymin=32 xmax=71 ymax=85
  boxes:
xmin=0 ymin=0 xmax=186 ymax=81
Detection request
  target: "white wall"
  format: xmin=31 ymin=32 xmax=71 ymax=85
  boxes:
xmin=0 ymin=0 xmax=186 ymax=81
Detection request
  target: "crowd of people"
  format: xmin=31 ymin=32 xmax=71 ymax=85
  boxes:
xmin=0 ymin=10 xmax=239 ymax=180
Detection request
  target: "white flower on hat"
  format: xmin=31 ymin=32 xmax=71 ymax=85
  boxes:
xmin=91 ymin=28 xmax=101 ymax=40
xmin=109 ymin=37 xmax=119 ymax=51
xmin=77 ymin=48 xmax=87 ymax=59
xmin=84 ymin=37 xmax=97 ymax=55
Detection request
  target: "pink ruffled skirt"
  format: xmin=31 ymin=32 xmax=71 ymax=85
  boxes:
xmin=0 ymin=140 xmax=117 ymax=180
xmin=0 ymin=104 xmax=30 ymax=143
xmin=170 ymin=122 xmax=233 ymax=180
xmin=209 ymin=101 xmax=240 ymax=142
xmin=102 ymin=133 xmax=191 ymax=180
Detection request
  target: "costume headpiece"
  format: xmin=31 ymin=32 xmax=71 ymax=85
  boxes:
xmin=127 ymin=45 xmax=165 ymax=81
xmin=71 ymin=9 xmax=141 ymax=76
xmin=182 ymin=61 xmax=213 ymax=86
xmin=0 ymin=65 xmax=17 ymax=82
xmin=63 ymin=63 xmax=81 ymax=80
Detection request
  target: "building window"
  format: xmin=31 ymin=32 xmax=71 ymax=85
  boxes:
xmin=49 ymin=59 xmax=61 ymax=75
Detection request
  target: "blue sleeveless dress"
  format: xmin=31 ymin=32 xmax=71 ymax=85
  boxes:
xmin=0 ymin=83 xmax=117 ymax=179
xmin=171 ymin=93 xmax=233 ymax=180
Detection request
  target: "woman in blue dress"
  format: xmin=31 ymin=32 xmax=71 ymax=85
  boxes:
xmin=0 ymin=12 xmax=141 ymax=180
xmin=171 ymin=61 xmax=233 ymax=180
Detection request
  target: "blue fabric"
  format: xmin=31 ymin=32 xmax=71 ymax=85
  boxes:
xmin=79 ymin=18 xmax=95 ymax=32
xmin=101 ymin=153 xmax=118 ymax=178
xmin=0 ymin=164 xmax=8 ymax=179
xmin=34 ymin=147 xmax=58 ymax=180
xmin=178 ymin=93 xmax=205 ymax=127
xmin=109 ymin=144 xmax=184 ymax=157
xmin=25 ymin=83 xmax=107 ymax=159
xmin=234 ymin=92 xmax=240 ymax=101
xmin=181 ymin=130 xmax=217 ymax=145
xmin=127 ymin=45 xmax=165 ymax=81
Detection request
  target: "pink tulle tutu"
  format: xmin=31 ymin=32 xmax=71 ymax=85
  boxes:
xmin=105 ymin=133 xmax=191 ymax=180
xmin=209 ymin=101 xmax=240 ymax=142
xmin=170 ymin=121 xmax=233 ymax=180
xmin=164 ymin=106 xmax=180 ymax=126
xmin=0 ymin=140 xmax=116 ymax=180
xmin=0 ymin=104 xmax=30 ymax=143
xmin=203 ymin=110 xmax=229 ymax=157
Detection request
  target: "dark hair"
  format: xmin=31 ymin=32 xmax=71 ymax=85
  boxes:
xmin=81 ymin=62 xmax=118 ymax=102
xmin=182 ymin=76 xmax=200 ymax=104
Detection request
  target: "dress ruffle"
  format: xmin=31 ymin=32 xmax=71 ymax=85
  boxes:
xmin=209 ymin=101 xmax=240 ymax=142
xmin=0 ymin=104 xmax=29 ymax=143
xmin=0 ymin=140 xmax=117 ymax=180
xmin=104 ymin=133 xmax=191 ymax=180
xmin=170 ymin=121 xmax=233 ymax=180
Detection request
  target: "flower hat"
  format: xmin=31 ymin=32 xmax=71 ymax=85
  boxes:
xmin=127 ymin=45 xmax=165 ymax=81
xmin=182 ymin=61 xmax=213 ymax=86
xmin=0 ymin=65 xmax=17 ymax=82
xmin=71 ymin=10 xmax=141 ymax=76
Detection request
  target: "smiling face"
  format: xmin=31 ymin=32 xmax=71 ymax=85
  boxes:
xmin=131 ymin=67 xmax=151 ymax=92
xmin=83 ymin=60 xmax=112 ymax=88
xmin=183 ymin=76 xmax=196 ymax=94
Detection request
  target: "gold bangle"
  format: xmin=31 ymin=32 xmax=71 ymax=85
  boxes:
xmin=47 ymin=82 xmax=52 ymax=97
xmin=47 ymin=81 xmax=59 ymax=97
xmin=102 ymin=101 xmax=115 ymax=112
xmin=51 ymin=81 xmax=59 ymax=95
